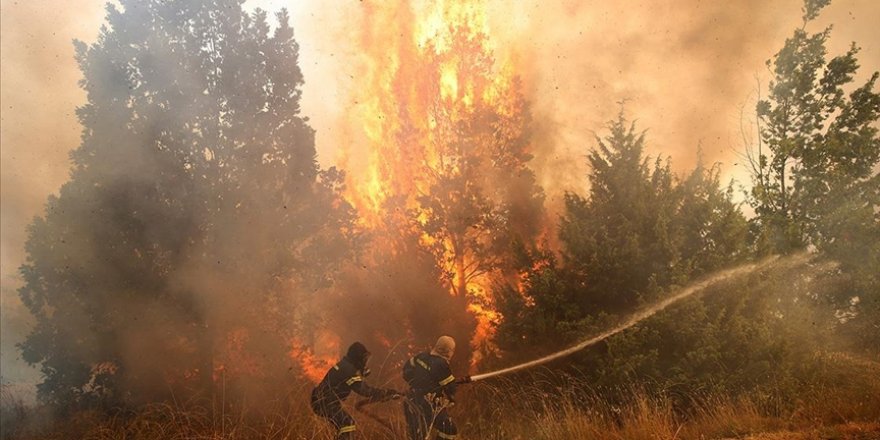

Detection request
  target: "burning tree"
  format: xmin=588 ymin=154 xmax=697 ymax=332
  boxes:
xmin=18 ymin=0 xmax=354 ymax=409
xmin=326 ymin=1 xmax=545 ymax=367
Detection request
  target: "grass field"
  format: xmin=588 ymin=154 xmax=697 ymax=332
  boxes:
xmin=3 ymin=351 xmax=878 ymax=440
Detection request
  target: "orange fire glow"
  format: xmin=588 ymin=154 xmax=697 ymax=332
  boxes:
xmin=214 ymin=328 xmax=263 ymax=382
xmin=289 ymin=331 xmax=341 ymax=383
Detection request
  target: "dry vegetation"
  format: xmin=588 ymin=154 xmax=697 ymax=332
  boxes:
xmin=4 ymin=353 xmax=878 ymax=440
xmin=460 ymin=354 xmax=880 ymax=440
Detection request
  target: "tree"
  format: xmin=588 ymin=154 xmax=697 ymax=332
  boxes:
xmin=748 ymin=0 xmax=880 ymax=256
xmin=747 ymin=0 xmax=879 ymax=350
xmin=675 ymin=159 xmax=749 ymax=276
xmin=412 ymin=27 xmax=544 ymax=300
xmin=496 ymin=113 xmax=748 ymax=355
xmin=560 ymin=113 xmax=679 ymax=312
xmin=416 ymin=40 xmax=545 ymax=361
xmin=346 ymin=18 xmax=545 ymax=364
xmin=18 ymin=0 xmax=354 ymax=409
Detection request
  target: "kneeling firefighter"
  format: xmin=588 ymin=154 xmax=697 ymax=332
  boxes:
xmin=402 ymin=336 xmax=470 ymax=440
xmin=311 ymin=342 xmax=400 ymax=439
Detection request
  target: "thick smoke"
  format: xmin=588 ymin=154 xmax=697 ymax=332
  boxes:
xmin=482 ymin=0 xmax=880 ymax=208
xmin=1 ymin=0 xmax=107 ymax=391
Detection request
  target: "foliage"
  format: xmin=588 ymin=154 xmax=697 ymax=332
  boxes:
xmin=496 ymin=112 xmax=748 ymax=356
xmin=749 ymin=10 xmax=879 ymax=255
xmin=494 ymin=253 xmax=878 ymax=421
xmin=746 ymin=0 xmax=879 ymax=351
xmin=675 ymin=161 xmax=750 ymax=277
xmin=585 ymin=256 xmax=833 ymax=402
xmin=559 ymin=114 xmax=678 ymax=312
xmin=17 ymin=0 xmax=355 ymax=410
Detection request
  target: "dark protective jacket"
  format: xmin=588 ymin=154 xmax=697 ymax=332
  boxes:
xmin=311 ymin=356 xmax=392 ymax=406
xmin=402 ymin=352 xmax=458 ymax=399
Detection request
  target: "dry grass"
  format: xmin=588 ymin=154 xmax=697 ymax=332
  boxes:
xmin=465 ymin=389 xmax=879 ymax=440
xmin=459 ymin=354 xmax=880 ymax=440
xmin=3 ymin=354 xmax=879 ymax=440
xmin=4 ymin=388 xmax=879 ymax=440
xmin=740 ymin=422 xmax=880 ymax=440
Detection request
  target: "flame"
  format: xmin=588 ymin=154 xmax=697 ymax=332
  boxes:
xmin=343 ymin=0 xmax=531 ymax=366
xmin=289 ymin=331 xmax=341 ymax=383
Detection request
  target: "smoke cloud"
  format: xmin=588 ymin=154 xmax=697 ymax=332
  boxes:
xmin=1 ymin=0 xmax=107 ymax=388
xmin=481 ymin=0 xmax=880 ymax=205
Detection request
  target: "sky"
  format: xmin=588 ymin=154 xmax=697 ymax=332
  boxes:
xmin=1 ymin=0 xmax=878 ymax=391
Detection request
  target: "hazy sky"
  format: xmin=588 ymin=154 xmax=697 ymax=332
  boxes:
xmin=1 ymin=0 xmax=878 ymax=386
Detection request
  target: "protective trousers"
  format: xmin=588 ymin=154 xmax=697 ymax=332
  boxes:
xmin=311 ymin=400 xmax=356 ymax=439
xmin=404 ymin=392 xmax=457 ymax=440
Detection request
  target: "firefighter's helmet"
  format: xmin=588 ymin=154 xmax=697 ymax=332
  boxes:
xmin=431 ymin=336 xmax=456 ymax=361
xmin=345 ymin=341 xmax=371 ymax=370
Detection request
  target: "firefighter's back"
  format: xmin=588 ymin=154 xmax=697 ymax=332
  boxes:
xmin=403 ymin=351 xmax=452 ymax=395
xmin=312 ymin=358 xmax=358 ymax=406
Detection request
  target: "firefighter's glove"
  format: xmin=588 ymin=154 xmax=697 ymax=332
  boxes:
xmin=457 ymin=375 xmax=472 ymax=384
xmin=362 ymin=368 xmax=371 ymax=378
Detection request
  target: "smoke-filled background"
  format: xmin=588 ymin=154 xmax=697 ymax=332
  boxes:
xmin=1 ymin=0 xmax=878 ymax=405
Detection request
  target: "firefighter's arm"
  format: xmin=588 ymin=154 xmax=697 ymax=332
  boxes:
xmin=349 ymin=377 xmax=400 ymax=401
xmin=435 ymin=364 xmax=458 ymax=399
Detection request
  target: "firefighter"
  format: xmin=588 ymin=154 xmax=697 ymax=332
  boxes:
xmin=310 ymin=342 xmax=400 ymax=439
xmin=402 ymin=335 xmax=468 ymax=440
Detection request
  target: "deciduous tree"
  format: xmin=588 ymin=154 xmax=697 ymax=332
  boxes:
xmin=18 ymin=0 xmax=354 ymax=409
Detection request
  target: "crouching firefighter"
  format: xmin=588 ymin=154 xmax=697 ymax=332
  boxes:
xmin=310 ymin=342 xmax=400 ymax=439
xmin=402 ymin=336 xmax=470 ymax=440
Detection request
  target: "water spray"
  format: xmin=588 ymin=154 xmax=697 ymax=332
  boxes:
xmin=466 ymin=255 xmax=796 ymax=383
